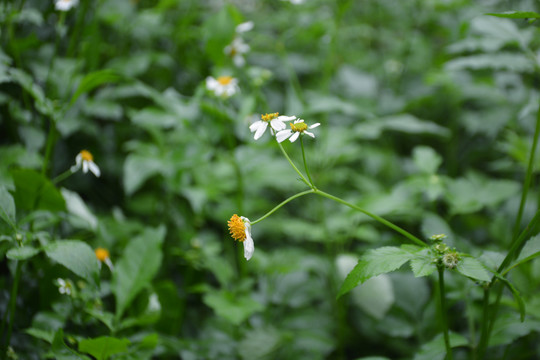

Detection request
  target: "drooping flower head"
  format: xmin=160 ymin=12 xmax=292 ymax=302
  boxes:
xmin=249 ymin=112 xmax=296 ymax=140
xmin=72 ymin=150 xmax=101 ymax=177
xmin=55 ymin=0 xmax=79 ymax=11
xmin=276 ymin=119 xmax=320 ymax=143
xmin=206 ymin=76 xmax=239 ymax=98
xmin=228 ymin=214 xmax=254 ymax=260
xmin=95 ymin=247 xmax=114 ymax=270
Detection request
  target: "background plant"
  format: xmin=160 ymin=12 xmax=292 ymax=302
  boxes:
xmin=1 ymin=0 xmax=540 ymax=359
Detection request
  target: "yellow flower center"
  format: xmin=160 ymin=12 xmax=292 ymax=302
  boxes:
xmin=290 ymin=122 xmax=308 ymax=132
xmin=217 ymin=76 xmax=233 ymax=85
xmin=228 ymin=214 xmax=246 ymax=242
xmin=95 ymin=247 xmax=110 ymax=261
xmin=80 ymin=150 xmax=94 ymax=162
xmin=261 ymin=112 xmax=279 ymax=122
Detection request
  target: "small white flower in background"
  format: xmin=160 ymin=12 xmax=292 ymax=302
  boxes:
xmin=250 ymin=112 xmax=296 ymax=140
xmin=57 ymin=278 xmax=73 ymax=295
xmin=206 ymin=76 xmax=239 ymax=98
xmin=281 ymin=0 xmax=306 ymax=4
xmin=71 ymin=150 xmax=101 ymax=177
xmin=235 ymin=21 xmax=254 ymax=34
xmin=228 ymin=214 xmax=254 ymax=260
xmin=276 ymin=119 xmax=320 ymax=143
xmin=224 ymin=37 xmax=250 ymax=67
xmin=55 ymin=0 xmax=79 ymax=11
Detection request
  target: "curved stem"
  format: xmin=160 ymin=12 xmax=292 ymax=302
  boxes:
xmin=251 ymin=190 xmax=315 ymax=225
xmin=438 ymin=267 xmax=453 ymax=360
xmin=52 ymin=168 xmax=74 ymax=185
xmin=277 ymin=141 xmax=311 ymax=187
xmin=314 ymin=190 xmax=426 ymax=247
xmin=300 ymin=136 xmax=316 ymax=188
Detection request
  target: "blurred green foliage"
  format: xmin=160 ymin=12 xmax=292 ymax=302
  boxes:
xmin=1 ymin=0 xmax=540 ymax=359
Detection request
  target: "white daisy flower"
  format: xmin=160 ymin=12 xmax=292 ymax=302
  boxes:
xmin=276 ymin=119 xmax=320 ymax=143
xmin=249 ymin=112 xmax=296 ymax=140
xmin=224 ymin=37 xmax=250 ymax=67
xmin=55 ymin=0 xmax=79 ymax=11
xmin=228 ymin=214 xmax=254 ymax=260
xmin=235 ymin=21 xmax=254 ymax=34
xmin=206 ymin=76 xmax=239 ymax=98
xmin=71 ymin=150 xmax=101 ymax=177
xmin=57 ymin=278 xmax=73 ymax=295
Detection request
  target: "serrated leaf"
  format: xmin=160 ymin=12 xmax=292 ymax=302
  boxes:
xmin=338 ymin=246 xmax=417 ymax=298
xmin=410 ymin=249 xmax=437 ymax=277
xmin=112 ymin=226 xmax=165 ymax=318
xmin=78 ymin=336 xmax=130 ymax=360
xmin=0 ymin=186 xmax=16 ymax=228
xmin=203 ymin=290 xmax=264 ymax=325
xmin=486 ymin=11 xmax=540 ymax=19
xmin=514 ymin=234 xmax=540 ymax=266
xmin=6 ymin=246 xmax=40 ymax=260
xmin=456 ymin=257 xmax=491 ymax=282
xmin=11 ymin=169 xmax=66 ymax=212
xmin=70 ymin=69 xmax=123 ymax=105
xmin=61 ymin=188 xmax=98 ymax=231
xmin=45 ymin=240 xmax=99 ymax=285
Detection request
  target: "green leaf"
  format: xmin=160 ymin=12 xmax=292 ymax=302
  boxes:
xmin=123 ymin=154 xmax=164 ymax=196
xmin=410 ymin=249 xmax=437 ymax=277
xmin=70 ymin=69 xmax=123 ymax=105
xmin=494 ymin=274 xmax=526 ymax=321
xmin=0 ymin=186 xmax=16 ymax=228
xmin=513 ymin=234 xmax=540 ymax=267
xmin=6 ymin=246 xmax=40 ymax=260
xmin=486 ymin=11 xmax=540 ymax=19
xmin=412 ymin=146 xmax=442 ymax=174
xmin=203 ymin=289 xmax=264 ymax=325
xmin=456 ymin=257 xmax=491 ymax=282
xmin=338 ymin=246 xmax=419 ymax=298
xmin=238 ymin=327 xmax=283 ymax=360
xmin=11 ymin=169 xmax=66 ymax=212
xmin=78 ymin=336 xmax=130 ymax=360
xmin=445 ymin=53 xmax=535 ymax=73
xmin=45 ymin=240 xmax=99 ymax=285
xmin=413 ymin=332 xmax=468 ymax=360
xmin=51 ymin=329 xmax=83 ymax=360
xmin=112 ymin=226 xmax=165 ymax=318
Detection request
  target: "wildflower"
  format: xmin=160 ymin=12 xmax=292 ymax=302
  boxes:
xmin=55 ymin=0 xmax=79 ymax=11
xmin=71 ymin=150 xmax=101 ymax=177
xmin=227 ymin=214 xmax=254 ymax=260
xmin=206 ymin=76 xmax=239 ymax=98
xmin=95 ymin=247 xmax=114 ymax=271
xmin=57 ymin=278 xmax=73 ymax=295
xmin=442 ymin=251 xmax=460 ymax=269
xmin=281 ymin=0 xmax=306 ymax=4
xmin=276 ymin=119 xmax=320 ymax=143
xmin=224 ymin=37 xmax=250 ymax=67
xmin=429 ymin=234 xmax=447 ymax=241
xmin=250 ymin=113 xmax=296 ymax=140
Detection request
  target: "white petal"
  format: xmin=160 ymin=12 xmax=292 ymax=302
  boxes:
xmin=289 ymin=132 xmax=300 ymax=142
xmin=75 ymin=153 xmax=82 ymax=167
xmin=294 ymin=119 xmax=304 ymax=124
xmin=233 ymin=55 xmax=245 ymax=67
xmin=309 ymin=123 xmax=321 ymax=129
xmin=254 ymin=122 xmax=268 ymax=140
xmin=88 ymin=161 xmax=101 ymax=177
xmin=270 ymin=118 xmax=286 ymax=131
xmin=304 ymin=131 xmax=315 ymax=138
xmin=276 ymin=130 xmax=292 ymax=143
xmin=82 ymin=161 xmax=89 ymax=173
xmin=236 ymin=21 xmax=254 ymax=33
xmin=249 ymin=121 xmax=263 ymax=132
xmin=277 ymin=115 xmax=296 ymax=121
xmin=243 ymin=234 xmax=254 ymax=260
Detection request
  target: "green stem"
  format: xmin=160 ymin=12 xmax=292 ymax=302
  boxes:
xmin=277 ymin=141 xmax=311 ymax=187
xmin=52 ymin=168 xmax=74 ymax=185
xmin=300 ymin=136 xmax=316 ymax=188
xmin=477 ymin=288 xmax=491 ymax=360
xmin=41 ymin=122 xmax=57 ymax=176
xmin=1 ymin=261 xmax=22 ymax=357
xmin=251 ymin=190 xmax=315 ymax=225
xmin=511 ymin=102 xmax=540 ymax=241
xmin=314 ymin=190 xmax=426 ymax=247
xmin=438 ymin=267 xmax=453 ymax=360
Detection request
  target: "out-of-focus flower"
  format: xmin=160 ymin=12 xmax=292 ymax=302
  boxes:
xmin=55 ymin=0 xmax=79 ymax=11
xmin=224 ymin=37 xmax=250 ymax=67
xmin=235 ymin=21 xmax=254 ymax=34
xmin=281 ymin=0 xmax=306 ymax=4
xmin=276 ymin=119 xmax=320 ymax=143
xmin=250 ymin=112 xmax=296 ymax=140
xmin=228 ymin=214 xmax=254 ymax=260
xmin=57 ymin=278 xmax=73 ymax=295
xmin=206 ymin=76 xmax=239 ymax=98
xmin=71 ymin=150 xmax=101 ymax=177
xmin=95 ymin=247 xmax=114 ymax=271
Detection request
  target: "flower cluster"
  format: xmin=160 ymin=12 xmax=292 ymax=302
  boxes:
xmin=249 ymin=112 xmax=320 ymax=142
xmin=429 ymin=234 xmax=461 ymax=270
xmin=224 ymin=21 xmax=253 ymax=67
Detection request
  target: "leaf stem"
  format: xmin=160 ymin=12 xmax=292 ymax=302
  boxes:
xmin=251 ymin=190 xmax=315 ymax=225
xmin=438 ymin=267 xmax=453 ymax=360
xmin=277 ymin=141 xmax=311 ymax=187
xmin=1 ymin=261 xmax=22 ymax=357
xmin=52 ymin=168 xmax=74 ymax=185
xmin=300 ymin=136 xmax=316 ymax=188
